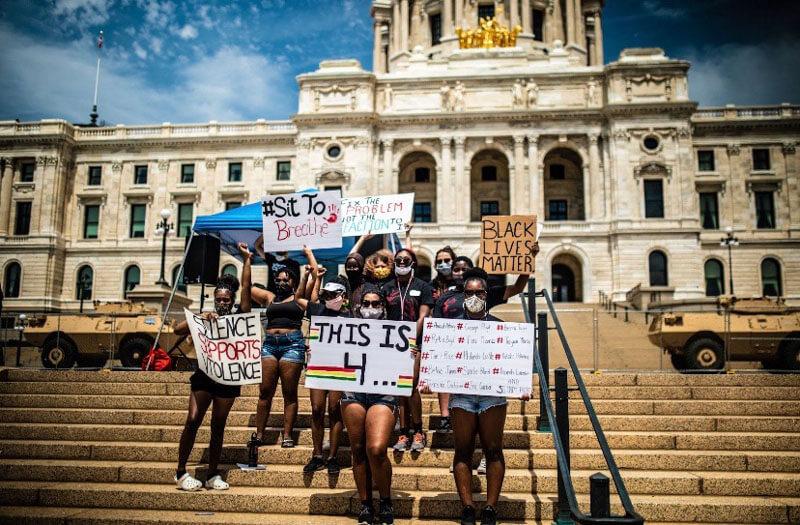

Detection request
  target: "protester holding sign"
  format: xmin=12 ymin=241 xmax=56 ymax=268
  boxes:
xmin=430 ymin=246 xmax=458 ymax=432
xmin=172 ymin=242 xmax=253 ymax=492
xmin=250 ymin=245 xmax=317 ymax=450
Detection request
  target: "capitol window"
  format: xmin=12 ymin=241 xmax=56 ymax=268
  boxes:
xmin=134 ymin=165 xmax=148 ymax=185
xmin=430 ymin=13 xmax=442 ymax=45
xmin=414 ymin=167 xmax=430 ymax=183
xmin=129 ymin=204 xmax=146 ymax=238
xmin=480 ymin=201 xmax=499 ymax=216
xmin=478 ymin=3 xmax=495 ymax=21
xmin=755 ymin=191 xmax=775 ymax=229
xmin=481 ymin=165 xmax=497 ymax=181
xmin=648 ymin=250 xmax=668 ymax=286
xmin=548 ymin=200 xmax=568 ymax=221
xmin=549 ymin=164 xmax=565 ymax=180
xmin=276 ymin=161 xmax=291 ymax=181
xmin=14 ymin=201 xmax=31 ymax=236
xmin=325 ymin=144 xmax=342 ymax=160
xmin=533 ymin=10 xmax=545 ymax=41
xmin=643 ymin=179 xmax=664 ymax=218
xmin=228 ymin=162 xmax=242 ymax=182
xmin=643 ymin=135 xmax=660 ymax=152
xmin=123 ymin=265 xmax=140 ymax=297
xmin=87 ymin=166 xmax=102 ymax=185
xmin=697 ymin=150 xmax=715 ymax=172
xmin=83 ymin=205 xmax=99 ymax=239
xmin=180 ymin=164 xmax=195 ymax=184
xmin=20 ymin=162 xmax=34 ymax=183
xmin=752 ymin=148 xmax=771 ymax=171
xmin=699 ymin=192 xmax=719 ymax=230
xmin=413 ymin=202 xmax=432 ymax=223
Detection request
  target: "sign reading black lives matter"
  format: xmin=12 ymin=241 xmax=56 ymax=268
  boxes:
xmin=479 ymin=214 xmax=538 ymax=275
xmin=261 ymin=190 xmax=342 ymax=251
xmin=183 ymin=309 xmax=263 ymax=386
xmin=305 ymin=317 xmax=417 ymax=396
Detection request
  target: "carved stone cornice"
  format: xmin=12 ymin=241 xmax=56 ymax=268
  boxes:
xmin=253 ymin=157 xmax=265 ymax=168
xmin=633 ymin=161 xmax=672 ymax=181
xmin=36 ymin=156 xmax=58 ymax=167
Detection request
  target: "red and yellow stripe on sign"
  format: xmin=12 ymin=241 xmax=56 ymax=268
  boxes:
xmin=306 ymin=365 xmax=357 ymax=382
xmin=408 ymin=337 xmax=417 ymax=350
xmin=308 ymin=327 xmax=321 ymax=342
xmin=397 ymin=375 xmax=413 ymax=389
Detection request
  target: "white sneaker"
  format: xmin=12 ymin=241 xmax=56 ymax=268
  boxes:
xmin=204 ymin=474 xmax=230 ymax=490
xmin=175 ymin=472 xmax=203 ymax=491
xmin=477 ymin=457 xmax=487 ymax=475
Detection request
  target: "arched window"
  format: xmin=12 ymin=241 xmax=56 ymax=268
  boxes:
xmin=221 ymin=264 xmax=238 ymax=279
xmin=76 ymin=265 xmax=93 ymax=300
xmin=648 ymin=250 xmax=668 ymax=286
xmin=761 ymin=258 xmax=782 ymax=296
xmin=3 ymin=262 xmax=21 ymax=298
xmin=124 ymin=265 xmax=141 ymax=297
xmin=704 ymin=259 xmax=724 ymax=297
xmin=172 ymin=266 xmax=187 ymax=293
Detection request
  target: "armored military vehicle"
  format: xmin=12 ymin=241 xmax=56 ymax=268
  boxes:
xmin=648 ymin=296 xmax=800 ymax=371
xmin=23 ymin=301 xmax=193 ymax=368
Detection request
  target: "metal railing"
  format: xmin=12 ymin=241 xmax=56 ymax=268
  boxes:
xmin=522 ymin=279 xmax=644 ymax=524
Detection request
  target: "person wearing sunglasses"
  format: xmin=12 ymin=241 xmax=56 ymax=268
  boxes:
xmin=428 ymin=246 xmax=458 ymax=432
xmin=381 ymin=248 xmax=433 ymax=452
xmin=303 ymin=269 xmax=351 ymax=475
xmin=341 ymin=285 xmax=400 ymax=525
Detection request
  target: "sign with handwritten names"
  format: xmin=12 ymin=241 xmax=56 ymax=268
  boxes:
xmin=305 ymin=316 xmax=417 ymax=396
xmin=479 ymin=214 xmax=538 ymax=275
xmin=340 ymin=193 xmax=414 ymax=237
xmin=261 ymin=190 xmax=342 ymax=251
xmin=419 ymin=318 xmax=534 ymax=398
xmin=183 ymin=309 xmax=263 ymax=386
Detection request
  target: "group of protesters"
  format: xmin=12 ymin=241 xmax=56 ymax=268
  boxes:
xmin=172 ymin=226 xmax=537 ymax=525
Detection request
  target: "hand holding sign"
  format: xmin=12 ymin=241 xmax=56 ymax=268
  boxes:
xmin=262 ymin=191 xmax=342 ymax=251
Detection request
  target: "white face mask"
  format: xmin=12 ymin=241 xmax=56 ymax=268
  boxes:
xmin=274 ymin=254 xmax=287 ymax=262
xmin=464 ymin=295 xmax=486 ymax=315
xmin=435 ymin=262 xmax=452 ymax=276
xmin=324 ymin=295 xmax=344 ymax=312
xmin=360 ymin=307 xmax=384 ymax=319
xmin=395 ymin=266 xmax=412 ymax=276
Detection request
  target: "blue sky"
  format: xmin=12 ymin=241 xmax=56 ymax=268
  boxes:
xmin=0 ymin=0 xmax=798 ymax=125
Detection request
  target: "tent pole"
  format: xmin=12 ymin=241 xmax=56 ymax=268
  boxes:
xmin=151 ymin=232 xmax=195 ymax=353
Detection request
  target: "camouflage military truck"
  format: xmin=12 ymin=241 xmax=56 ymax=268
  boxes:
xmin=647 ymin=296 xmax=800 ymax=371
xmin=23 ymin=301 xmax=193 ymax=368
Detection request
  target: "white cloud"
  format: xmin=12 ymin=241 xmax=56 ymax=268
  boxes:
xmin=150 ymin=36 xmax=163 ymax=54
xmin=177 ymin=24 xmax=198 ymax=40
xmin=685 ymin=39 xmax=800 ymax=106
xmin=0 ymin=22 xmax=295 ymax=124
xmin=142 ymin=0 xmax=176 ymax=28
xmin=132 ymin=41 xmax=148 ymax=59
xmin=642 ymin=0 xmax=686 ymax=19
xmin=53 ymin=0 xmax=112 ymax=25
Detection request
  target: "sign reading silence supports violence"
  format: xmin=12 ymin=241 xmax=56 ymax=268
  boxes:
xmin=261 ymin=190 xmax=342 ymax=251
xmin=418 ymin=318 xmax=534 ymax=398
xmin=340 ymin=193 xmax=414 ymax=237
xmin=305 ymin=317 xmax=417 ymax=396
xmin=479 ymin=214 xmax=538 ymax=275
xmin=183 ymin=309 xmax=263 ymax=386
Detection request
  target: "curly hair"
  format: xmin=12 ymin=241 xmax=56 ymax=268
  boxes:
xmin=215 ymin=273 xmax=240 ymax=295
xmin=364 ymin=249 xmax=394 ymax=279
xmin=275 ymin=266 xmax=298 ymax=285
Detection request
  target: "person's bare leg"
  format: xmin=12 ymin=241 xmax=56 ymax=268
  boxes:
xmin=342 ymin=402 xmax=371 ymax=501
xmin=364 ymin=404 xmax=396 ymax=499
xmin=177 ymin=390 xmax=213 ymax=475
xmin=309 ymin=388 xmax=327 ymax=456
xmin=278 ymin=360 xmax=304 ymax=441
xmin=438 ymin=393 xmax=451 ymax=419
xmin=450 ymin=407 xmax=479 ymax=508
xmin=477 ymin=403 xmax=507 ymax=507
xmin=411 ymin=353 xmax=423 ymax=430
xmin=207 ymin=396 xmax=235 ymax=476
xmin=327 ymin=391 xmax=343 ymax=459
xmin=254 ymin=357 xmax=279 ymax=440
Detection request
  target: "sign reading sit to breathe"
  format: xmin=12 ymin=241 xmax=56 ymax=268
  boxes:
xmin=479 ymin=214 xmax=538 ymax=275
xmin=261 ymin=190 xmax=342 ymax=251
xmin=418 ymin=318 xmax=534 ymax=398
xmin=340 ymin=193 xmax=414 ymax=237
xmin=183 ymin=309 xmax=263 ymax=386
xmin=305 ymin=316 xmax=417 ymax=396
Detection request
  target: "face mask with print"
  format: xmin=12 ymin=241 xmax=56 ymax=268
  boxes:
xmin=464 ymin=295 xmax=486 ymax=315
xmin=373 ymin=267 xmax=391 ymax=280
xmin=435 ymin=262 xmax=452 ymax=276
xmin=395 ymin=265 xmax=412 ymax=276
xmin=324 ymin=295 xmax=344 ymax=312
xmin=215 ymin=302 xmax=233 ymax=316
xmin=360 ymin=307 xmax=384 ymax=319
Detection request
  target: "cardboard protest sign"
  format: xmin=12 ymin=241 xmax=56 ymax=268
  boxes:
xmin=419 ymin=318 xmax=534 ymax=398
xmin=479 ymin=214 xmax=538 ymax=275
xmin=261 ymin=190 xmax=342 ymax=251
xmin=183 ymin=309 xmax=263 ymax=386
xmin=340 ymin=193 xmax=414 ymax=236
xmin=305 ymin=317 xmax=417 ymax=396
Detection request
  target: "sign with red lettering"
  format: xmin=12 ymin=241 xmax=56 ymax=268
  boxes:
xmin=479 ymin=214 xmax=538 ymax=275
xmin=183 ymin=309 xmax=263 ymax=386
xmin=261 ymin=190 xmax=342 ymax=251
xmin=340 ymin=193 xmax=414 ymax=236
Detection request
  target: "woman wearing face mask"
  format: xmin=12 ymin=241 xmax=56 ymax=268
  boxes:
xmin=303 ymin=269 xmax=350 ymax=475
xmin=172 ymin=242 xmax=252 ymax=491
xmin=430 ymin=246 xmax=458 ymax=432
xmin=250 ymin=245 xmax=317 ymax=451
xmin=344 ymin=253 xmax=365 ymax=307
xmin=364 ymin=249 xmax=394 ymax=285
xmin=381 ymin=248 xmax=433 ymax=452
xmin=255 ymin=236 xmax=302 ymax=295
xmin=341 ymin=285 xmax=400 ymax=525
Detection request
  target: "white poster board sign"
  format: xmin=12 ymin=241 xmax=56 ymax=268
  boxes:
xmin=340 ymin=193 xmax=414 ymax=237
xmin=419 ymin=318 xmax=534 ymax=398
xmin=261 ymin=190 xmax=342 ymax=251
xmin=183 ymin=309 xmax=263 ymax=386
xmin=305 ymin=316 xmax=416 ymax=396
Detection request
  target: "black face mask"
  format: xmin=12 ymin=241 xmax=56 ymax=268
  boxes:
xmin=346 ymin=268 xmax=363 ymax=281
xmin=275 ymin=282 xmax=293 ymax=299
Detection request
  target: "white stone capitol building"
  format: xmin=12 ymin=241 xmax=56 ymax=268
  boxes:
xmin=1 ymin=0 xmax=798 ymax=312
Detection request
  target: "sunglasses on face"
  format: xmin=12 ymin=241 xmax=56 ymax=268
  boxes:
xmin=394 ymin=257 xmax=413 ymax=266
xmin=463 ymin=289 xmax=487 ymax=298
xmin=436 ymin=258 xmax=452 ymax=264
xmin=361 ymin=300 xmax=383 ymax=308
xmin=320 ymin=291 xmax=343 ymax=300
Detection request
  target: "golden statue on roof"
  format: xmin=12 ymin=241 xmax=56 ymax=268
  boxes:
xmin=455 ymin=5 xmax=522 ymax=49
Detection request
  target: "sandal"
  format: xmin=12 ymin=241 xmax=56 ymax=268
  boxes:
xmin=204 ymin=474 xmax=230 ymax=490
xmin=281 ymin=437 xmax=295 ymax=448
xmin=175 ymin=472 xmax=203 ymax=491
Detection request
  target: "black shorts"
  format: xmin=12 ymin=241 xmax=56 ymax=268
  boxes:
xmin=190 ymin=370 xmax=242 ymax=399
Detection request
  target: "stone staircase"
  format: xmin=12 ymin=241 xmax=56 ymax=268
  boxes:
xmin=1 ymin=368 xmax=799 ymax=524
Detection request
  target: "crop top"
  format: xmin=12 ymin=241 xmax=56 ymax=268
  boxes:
xmin=266 ymin=300 xmax=304 ymax=330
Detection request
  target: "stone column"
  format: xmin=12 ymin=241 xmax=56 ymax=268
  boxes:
xmin=455 ymin=0 xmax=464 ymax=27
xmin=454 ymin=136 xmax=467 ymax=222
xmin=443 ymin=0 xmax=454 ymax=37
xmin=522 ymin=0 xmax=531 ymax=34
xmin=400 ymin=0 xmax=409 ymax=52
xmin=513 ymin=135 xmax=526 ymax=213
xmin=0 ymin=158 xmax=13 ymax=236
xmin=527 ymin=135 xmax=541 ymax=219
xmin=565 ymin=0 xmax=575 ymax=44
xmin=393 ymin=1 xmax=401 ymax=53
xmin=382 ymin=139 xmax=394 ymax=194
xmin=440 ymin=136 xmax=452 ymax=220
xmin=589 ymin=134 xmax=600 ymax=220
xmin=510 ymin=0 xmax=519 ymax=27
xmin=575 ymin=0 xmax=584 ymax=46
xmin=373 ymin=21 xmax=384 ymax=72
xmin=593 ymin=9 xmax=604 ymax=65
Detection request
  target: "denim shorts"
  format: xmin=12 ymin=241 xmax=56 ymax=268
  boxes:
xmin=449 ymin=394 xmax=507 ymax=414
xmin=261 ymin=330 xmax=306 ymax=364
xmin=341 ymin=392 xmax=398 ymax=412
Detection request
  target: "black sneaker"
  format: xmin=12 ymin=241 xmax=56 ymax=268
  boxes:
xmin=480 ymin=505 xmax=497 ymax=525
xmin=378 ymin=498 xmax=394 ymax=525
xmin=302 ymin=455 xmax=325 ymax=473
xmin=437 ymin=417 xmax=451 ymax=432
xmin=326 ymin=456 xmax=341 ymax=475
xmin=357 ymin=502 xmax=374 ymax=525
xmin=460 ymin=505 xmax=477 ymax=525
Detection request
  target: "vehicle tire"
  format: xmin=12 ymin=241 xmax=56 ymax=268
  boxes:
xmin=119 ymin=336 xmax=154 ymax=368
xmin=778 ymin=338 xmax=800 ymax=371
xmin=76 ymin=355 xmax=108 ymax=368
xmin=670 ymin=353 xmax=687 ymax=371
xmin=683 ymin=337 xmax=725 ymax=371
xmin=41 ymin=336 xmax=78 ymax=369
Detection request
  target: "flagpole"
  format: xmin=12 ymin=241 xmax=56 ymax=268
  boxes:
xmin=90 ymin=30 xmax=103 ymax=126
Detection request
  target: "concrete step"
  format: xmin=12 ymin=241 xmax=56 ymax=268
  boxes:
xmin=1 ymin=481 xmax=799 ymax=522
xmin=2 ymin=459 xmax=799 ymax=498
xmin=2 ymin=422 xmax=799 ymax=452
xmin=3 ymin=440 xmax=800 ymax=472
